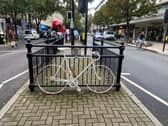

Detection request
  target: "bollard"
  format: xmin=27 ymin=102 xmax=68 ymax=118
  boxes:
xmin=116 ymin=44 xmax=125 ymax=91
xmin=26 ymin=39 xmax=35 ymax=92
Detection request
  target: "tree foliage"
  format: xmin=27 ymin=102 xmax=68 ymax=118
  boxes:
xmin=0 ymin=0 xmax=60 ymax=24
xmin=0 ymin=0 xmax=95 ymax=34
xmin=93 ymin=0 xmax=157 ymax=25
xmin=61 ymin=0 xmax=94 ymax=31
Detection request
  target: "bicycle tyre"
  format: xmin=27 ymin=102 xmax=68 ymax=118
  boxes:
xmin=86 ymin=65 xmax=115 ymax=94
xmin=36 ymin=64 xmax=67 ymax=94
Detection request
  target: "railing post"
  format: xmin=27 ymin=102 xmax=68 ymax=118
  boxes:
xmin=26 ymin=39 xmax=35 ymax=92
xmin=46 ymin=37 xmax=50 ymax=64
xmin=116 ymin=44 xmax=125 ymax=91
xmin=100 ymin=38 xmax=104 ymax=55
xmin=100 ymin=38 xmax=104 ymax=64
xmin=93 ymin=37 xmax=95 ymax=51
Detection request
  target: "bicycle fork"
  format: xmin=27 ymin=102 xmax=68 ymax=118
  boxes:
xmin=65 ymin=59 xmax=81 ymax=92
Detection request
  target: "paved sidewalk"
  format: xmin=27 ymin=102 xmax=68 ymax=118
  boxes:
xmin=0 ymin=81 xmax=162 ymax=126
xmin=127 ymin=41 xmax=168 ymax=55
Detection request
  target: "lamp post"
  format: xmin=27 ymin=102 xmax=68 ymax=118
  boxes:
xmin=1 ymin=0 xmax=10 ymax=43
xmin=84 ymin=2 xmax=88 ymax=46
xmin=71 ymin=0 xmax=75 ymax=45
xmin=126 ymin=0 xmax=129 ymax=43
xmin=163 ymin=9 xmax=168 ymax=52
xmin=84 ymin=0 xmax=89 ymax=55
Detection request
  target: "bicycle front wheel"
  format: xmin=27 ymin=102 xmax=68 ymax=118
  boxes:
xmin=86 ymin=65 xmax=115 ymax=94
xmin=36 ymin=64 xmax=67 ymax=94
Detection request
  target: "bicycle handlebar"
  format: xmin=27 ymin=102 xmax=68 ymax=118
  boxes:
xmin=91 ymin=51 xmax=100 ymax=61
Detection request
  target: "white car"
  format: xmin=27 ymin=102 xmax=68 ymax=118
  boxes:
xmin=93 ymin=32 xmax=103 ymax=41
xmin=103 ymin=31 xmax=116 ymax=41
xmin=24 ymin=29 xmax=40 ymax=40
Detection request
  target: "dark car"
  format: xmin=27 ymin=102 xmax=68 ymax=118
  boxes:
xmin=0 ymin=31 xmax=4 ymax=44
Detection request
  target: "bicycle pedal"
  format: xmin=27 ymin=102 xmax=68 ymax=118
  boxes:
xmin=68 ymin=84 xmax=75 ymax=88
xmin=76 ymin=87 xmax=81 ymax=92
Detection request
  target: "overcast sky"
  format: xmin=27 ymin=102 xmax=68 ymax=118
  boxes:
xmin=88 ymin=0 xmax=107 ymax=15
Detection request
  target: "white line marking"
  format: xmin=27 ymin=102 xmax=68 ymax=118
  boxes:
xmin=121 ymin=82 xmax=164 ymax=126
xmin=0 ymin=50 xmax=26 ymax=57
xmin=121 ymin=75 xmax=168 ymax=107
xmin=0 ymin=70 xmax=28 ymax=88
xmin=121 ymin=73 xmax=131 ymax=76
xmin=0 ymin=53 xmax=13 ymax=57
xmin=0 ymin=81 xmax=29 ymax=119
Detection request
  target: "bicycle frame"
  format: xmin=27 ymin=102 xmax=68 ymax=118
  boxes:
xmin=58 ymin=52 xmax=100 ymax=90
xmin=36 ymin=50 xmax=115 ymax=94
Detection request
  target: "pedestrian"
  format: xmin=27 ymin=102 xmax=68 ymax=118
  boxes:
xmin=9 ymin=29 xmax=16 ymax=48
xmin=137 ymin=32 xmax=145 ymax=48
xmin=2 ymin=32 xmax=7 ymax=47
xmin=66 ymin=29 xmax=70 ymax=42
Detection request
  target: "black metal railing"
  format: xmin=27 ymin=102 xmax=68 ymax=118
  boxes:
xmin=26 ymin=39 xmax=125 ymax=92
xmin=93 ymin=39 xmax=125 ymax=91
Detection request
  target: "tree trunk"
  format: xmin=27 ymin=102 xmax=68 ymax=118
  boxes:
xmin=14 ymin=9 xmax=18 ymax=40
xmin=28 ymin=13 xmax=32 ymax=29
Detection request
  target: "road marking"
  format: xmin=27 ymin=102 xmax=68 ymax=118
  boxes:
xmin=0 ymin=70 xmax=28 ymax=89
xmin=121 ymin=73 xmax=131 ymax=76
xmin=0 ymin=50 xmax=26 ymax=53
xmin=121 ymin=75 xmax=168 ymax=107
xmin=0 ymin=50 xmax=26 ymax=57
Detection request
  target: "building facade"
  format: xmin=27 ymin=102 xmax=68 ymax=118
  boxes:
xmin=111 ymin=0 xmax=168 ymax=43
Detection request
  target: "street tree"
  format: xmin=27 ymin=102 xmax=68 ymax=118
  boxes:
xmin=93 ymin=0 xmax=157 ymax=24
xmin=60 ymin=0 xmax=94 ymax=31
xmin=0 ymin=0 xmax=61 ymax=35
xmin=93 ymin=0 xmax=157 ymax=41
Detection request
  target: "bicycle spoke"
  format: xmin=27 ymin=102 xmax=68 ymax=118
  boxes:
xmin=36 ymin=64 xmax=67 ymax=94
xmin=86 ymin=65 xmax=115 ymax=94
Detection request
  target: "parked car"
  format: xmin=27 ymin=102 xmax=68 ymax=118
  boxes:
xmin=0 ymin=30 xmax=4 ymax=44
xmin=103 ymin=31 xmax=116 ymax=41
xmin=93 ymin=32 xmax=103 ymax=41
xmin=40 ymin=31 xmax=47 ymax=38
xmin=24 ymin=29 xmax=40 ymax=40
xmin=57 ymin=32 xmax=64 ymax=39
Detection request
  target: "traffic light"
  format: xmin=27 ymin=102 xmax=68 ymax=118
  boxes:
xmin=67 ymin=11 xmax=72 ymax=20
xmin=78 ymin=0 xmax=88 ymax=13
xmin=164 ymin=9 xmax=168 ymax=23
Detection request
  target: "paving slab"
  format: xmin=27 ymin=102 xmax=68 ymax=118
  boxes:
xmin=0 ymin=81 xmax=162 ymax=126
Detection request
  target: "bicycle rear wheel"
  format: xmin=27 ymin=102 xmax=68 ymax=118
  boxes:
xmin=36 ymin=64 xmax=67 ymax=94
xmin=86 ymin=65 xmax=115 ymax=94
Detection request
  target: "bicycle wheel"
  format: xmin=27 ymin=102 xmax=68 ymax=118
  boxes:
xmin=86 ymin=65 xmax=115 ymax=94
xmin=36 ymin=64 xmax=67 ymax=94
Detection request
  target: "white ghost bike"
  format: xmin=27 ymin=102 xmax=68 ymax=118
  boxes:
xmin=36 ymin=51 xmax=115 ymax=94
